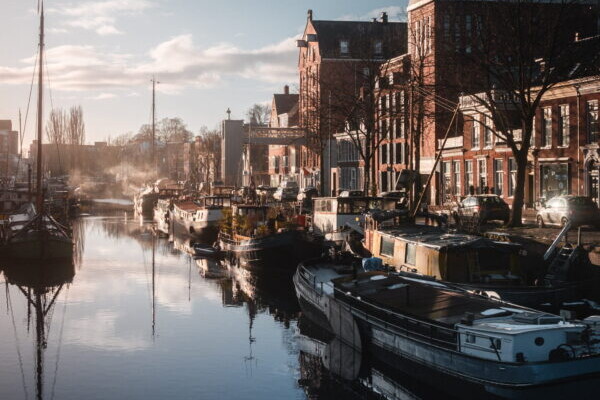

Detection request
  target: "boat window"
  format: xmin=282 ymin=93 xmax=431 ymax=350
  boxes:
xmin=380 ymin=237 xmax=395 ymax=257
xmin=405 ymin=243 xmax=416 ymax=265
xmin=315 ymin=199 xmax=332 ymax=212
xmin=466 ymin=333 xmax=476 ymax=343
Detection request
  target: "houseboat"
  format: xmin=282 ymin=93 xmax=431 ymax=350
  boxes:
xmin=219 ymin=204 xmax=321 ymax=268
xmin=362 ymin=214 xmax=598 ymax=309
xmin=294 ymin=258 xmax=600 ymax=398
xmin=153 ymin=198 xmax=172 ymax=236
xmin=134 ymin=178 xmax=183 ymax=218
xmin=171 ymin=195 xmax=231 ymax=243
xmin=312 ymin=196 xmax=389 ymax=244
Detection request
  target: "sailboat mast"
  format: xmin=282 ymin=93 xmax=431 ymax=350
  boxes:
xmin=151 ymin=77 xmax=156 ymax=177
xmin=36 ymin=3 xmax=44 ymax=213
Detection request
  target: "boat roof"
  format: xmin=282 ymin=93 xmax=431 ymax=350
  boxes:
xmin=377 ymin=225 xmax=496 ymax=250
xmin=173 ymin=201 xmax=201 ymax=211
xmin=333 ymin=273 xmax=524 ymax=328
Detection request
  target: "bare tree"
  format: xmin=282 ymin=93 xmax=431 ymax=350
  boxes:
xmin=46 ymin=109 xmax=67 ymax=145
xmin=158 ymin=117 xmax=192 ymax=143
xmin=246 ymin=103 xmax=270 ymax=126
xmin=458 ymin=0 xmax=598 ymax=226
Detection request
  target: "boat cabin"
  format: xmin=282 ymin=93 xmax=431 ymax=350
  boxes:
xmin=197 ymin=195 xmax=232 ymax=208
xmin=312 ymin=197 xmax=387 ymax=235
xmin=367 ymin=224 xmax=524 ymax=285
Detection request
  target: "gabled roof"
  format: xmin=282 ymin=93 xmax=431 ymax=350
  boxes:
xmin=273 ymin=93 xmax=299 ymax=115
xmin=310 ymin=20 xmax=407 ymax=59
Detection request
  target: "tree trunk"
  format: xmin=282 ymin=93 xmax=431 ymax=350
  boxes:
xmin=363 ymin=161 xmax=371 ymax=196
xmin=508 ymin=150 xmax=528 ymax=227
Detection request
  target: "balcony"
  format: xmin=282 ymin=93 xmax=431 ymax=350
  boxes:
xmin=459 ymin=90 xmax=518 ymax=113
xmin=438 ymin=136 xmax=463 ymax=149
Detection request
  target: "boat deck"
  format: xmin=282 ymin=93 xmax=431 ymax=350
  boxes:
xmin=333 ymin=274 xmax=514 ymax=328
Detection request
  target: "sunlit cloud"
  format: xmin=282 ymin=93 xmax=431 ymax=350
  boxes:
xmin=48 ymin=0 xmax=155 ymax=35
xmin=0 ymin=34 xmax=298 ymax=94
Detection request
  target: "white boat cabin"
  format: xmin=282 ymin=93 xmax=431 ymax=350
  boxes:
xmin=312 ymin=197 xmax=386 ymax=235
xmin=457 ymin=311 xmax=600 ymax=363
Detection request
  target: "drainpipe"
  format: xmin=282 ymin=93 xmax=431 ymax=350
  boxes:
xmin=575 ymin=84 xmax=581 ymax=196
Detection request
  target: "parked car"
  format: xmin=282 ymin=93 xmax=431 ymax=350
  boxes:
xmin=338 ymin=190 xmax=364 ymax=197
xmin=453 ymin=194 xmax=510 ymax=224
xmin=274 ymin=186 xmax=299 ymax=201
xmin=536 ymin=195 xmax=600 ymax=228
xmin=297 ymin=187 xmax=319 ymax=207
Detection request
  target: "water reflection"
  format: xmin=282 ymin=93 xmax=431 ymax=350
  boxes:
xmin=0 ymin=214 xmax=470 ymax=399
xmin=1 ymin=259 xmax=75 ymax=400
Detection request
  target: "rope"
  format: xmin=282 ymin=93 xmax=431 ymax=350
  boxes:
xmin=16 ymin=49 xmax=39 ymax=177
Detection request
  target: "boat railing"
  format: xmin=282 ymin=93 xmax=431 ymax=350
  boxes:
xmin=297 ymin=262 xmax=522 ymax=355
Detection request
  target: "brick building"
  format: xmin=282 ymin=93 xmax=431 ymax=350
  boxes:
xmin=297 ymin=10 xmax=407 ymax=193
xmin=403 ymin=0 xmax=598 ymax=205
xmin=268 ymin=85 xmax=301 ymax=187
xmin=441 ymin=35 xmax=599 ymax=207
xmin=0 ymin=120 xmax=19 ymax=178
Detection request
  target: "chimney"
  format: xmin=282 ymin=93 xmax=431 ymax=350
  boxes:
xmin=284 ymin=85 xmax=289 ymax=95
xmin=381 ymin=12 xmax=388 ymax=24
xmin=307 ymin=9 xmax=313 ymax=21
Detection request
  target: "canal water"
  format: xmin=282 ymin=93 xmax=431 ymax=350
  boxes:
xmin=0 ymin=215 xmax=449 ymax=400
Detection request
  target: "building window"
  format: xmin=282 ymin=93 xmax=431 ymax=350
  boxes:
xmin=405 ymin=243 xmax=416 ymax=265
xmin=465 ymin=15 xmax=472 ymax=53
xmin=588 ymin=100 xmax=599 ymax=143
xmin=380 ymin=236 xmax=394 ymax=256
xmin=443 ymin=161 xmax=452 ymax=199
xmin=374 ymin=40 xmax=383 ymax=56
xmin=340 ymin=40 xmax=349 ymax=55
xmin=395 ymin=142 xmax=403 ymax=164
xmin=558 ymin=104 xmax=570 ymax=147
xmin=454 ymin=16 xmax=461 ymax=53
xmin=453 ymin=161 xmax=461 ymax=195
xmin=465 ymin=160 xmax=474 ymax=194
xmin=494 ymin=159 xmax=504 ymax=196
xmin=471 ymin=117 xmax=480 ymax=148
xmin=530 ymin=116 xmax=536 ymax=147
xmin=478 ymin=159 xmax=487 ymax=193
xmin=542 ymin=107 xmax=552 ymax=147
xmin=484 ymin=115 xmax=493 ymax=148
xmin=508 ymin=158 xmax=517 ymax=197
xmin=443 ymin=15 xmax=450 ymax=45
xmin=541 ymin=163 xmax=568 ymax=199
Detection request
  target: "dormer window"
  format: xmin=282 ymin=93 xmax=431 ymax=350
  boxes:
xmin=374 ymin=40 xmax=383 ymax=56
xmin=340 ymin=40 xmax=349 ymax=55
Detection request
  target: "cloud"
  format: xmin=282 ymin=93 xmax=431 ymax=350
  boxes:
xmin=48 ymin=0 xmax=154 ymax=35
xmin=89 ymin=92 xmax=117 ymax=100
xmin=0 ymin=34 xmax=298 ymax=94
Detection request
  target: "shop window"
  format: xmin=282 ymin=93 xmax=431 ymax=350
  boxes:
xmin=541 ymin=163 xmax=568 ymax=200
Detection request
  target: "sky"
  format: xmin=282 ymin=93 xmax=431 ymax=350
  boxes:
xmin=0 ymin=0 xmax=408 ymax=146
